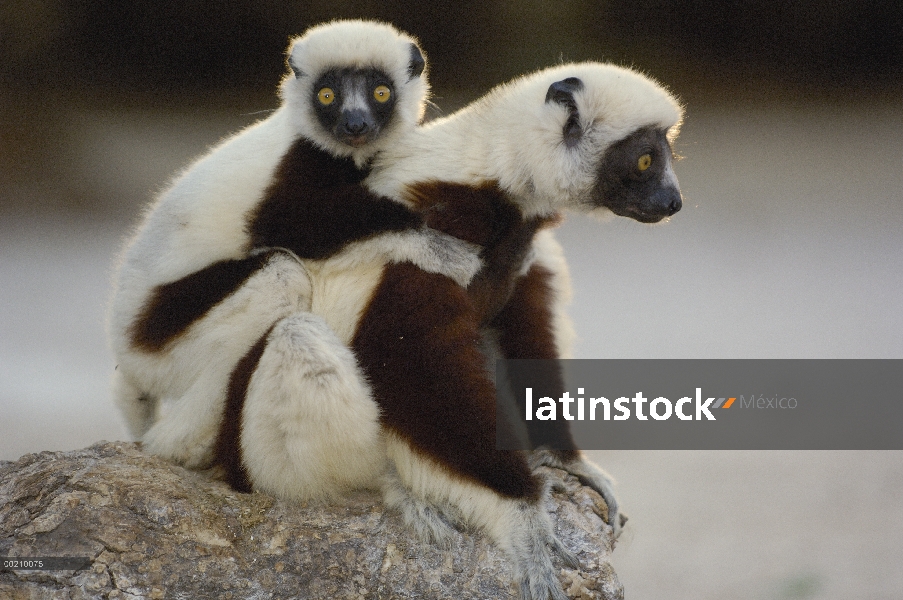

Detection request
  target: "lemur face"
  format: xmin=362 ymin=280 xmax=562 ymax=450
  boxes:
xmin=545 ymin=77 xmax=682 ymax=223
xmin=311 ymin=67 xmax=399 ymax=148
xmin=591 ymin=126 xmax=682 ymax=223
xmin=284 ymin=22 xmax=428 ymax=159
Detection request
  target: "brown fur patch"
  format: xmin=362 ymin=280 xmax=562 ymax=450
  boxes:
xmin=492 ymin=264 xmax=560 ymax=360
xmin=352 ymin=262 xmax=540 ymax=501
xmin=405 ymin=180 xmax=510 ymax=246
xmin=129 ymin=251 xmax=278 ymax=352
xmin=493 ymin=265 xmax=579 ymax=458
xmin=399 ymin=181 xmax=576 ymax=462
xmin=213 ymin=325 xmax=275 ymax=493
xmin=406 ymin=180 xmax=561 ymax=325
xmin=246 ymin=138 xmax=423 ymax=259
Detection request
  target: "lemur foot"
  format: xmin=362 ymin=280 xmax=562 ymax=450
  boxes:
xmin=382 ymin=467 xmax=460 ymax=550
xmin=509 ymin=501 xmax=572 ymax=600
xmin=530 ymin=448 xmax=624 ymax=538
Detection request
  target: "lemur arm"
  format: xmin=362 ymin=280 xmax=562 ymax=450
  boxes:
xmin=490 ymin=263 xmax=580 ymax=458
xmin=247 ymin=139 xmax=423 ymax=259
xmin=491 ymin=262 xmax=623 ymax=533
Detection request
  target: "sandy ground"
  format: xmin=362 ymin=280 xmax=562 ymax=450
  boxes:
xmin=1 ymin=96 xmax=902 ymax=599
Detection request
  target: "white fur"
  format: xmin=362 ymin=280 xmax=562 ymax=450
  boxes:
xmin=242 ymin=313 xmax=385 ymax=500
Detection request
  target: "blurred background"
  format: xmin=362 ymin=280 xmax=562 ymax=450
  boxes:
xmin=2 ymin=2 xmax=901 ymax=599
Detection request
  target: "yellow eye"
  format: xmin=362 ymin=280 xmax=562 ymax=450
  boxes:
xmin=317 ymin=88 xmax=334 ymax=105
xmin=637 ymin=153 xmax=652 ymax=172
xmin=373 ymin=85 xmax=391 ymax=103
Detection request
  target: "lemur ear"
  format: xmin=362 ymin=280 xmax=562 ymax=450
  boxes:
xmin=545 ymin=77 xmax=584 ymax=148
xmin=408 ymin=43 xmax=425 ymax=80
xmin=287 ymin=43 xmax=304 ymax=78
xmin=288 ymin=54 xmax=304 ymax=77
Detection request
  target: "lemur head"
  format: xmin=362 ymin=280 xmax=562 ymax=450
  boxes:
xmin=281 ymin=20 xmax=429 ymax=162
xmin=487 ymin=63 xmax=684 ymax=223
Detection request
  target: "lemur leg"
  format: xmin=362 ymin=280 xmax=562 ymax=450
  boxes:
xmin=491 ymin=260 xmax=623 ymax=537
xmin=133 ymin=249 xmax=313 ymax=467
xmin=223 ymin=312 xmax=385 ymax=500
xmin=386 ymin=435 xmax=577 ymax=600
xmin=142 ymin=368 xmax=234 ymax=468
xmin=353 ymin=262 xmax=575 ymax=600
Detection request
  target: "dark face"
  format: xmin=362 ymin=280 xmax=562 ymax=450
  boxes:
xmin=590 ymin=127 xmax=682 ymax=223
xmin=311 ymin=67 xmax=398 ymax=148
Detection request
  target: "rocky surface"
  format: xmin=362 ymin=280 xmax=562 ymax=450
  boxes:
xmin=0 ymin=442 xmax=622 ymax=599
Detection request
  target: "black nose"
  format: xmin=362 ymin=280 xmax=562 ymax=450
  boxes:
xmin=341 ymin=110 xmax=371 ymax=136
xmin=652 ymin=187 xmax=681 ymax=216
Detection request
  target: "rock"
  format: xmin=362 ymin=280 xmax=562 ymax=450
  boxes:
xmin=0 ymin=442 xmax=623 ymax=599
